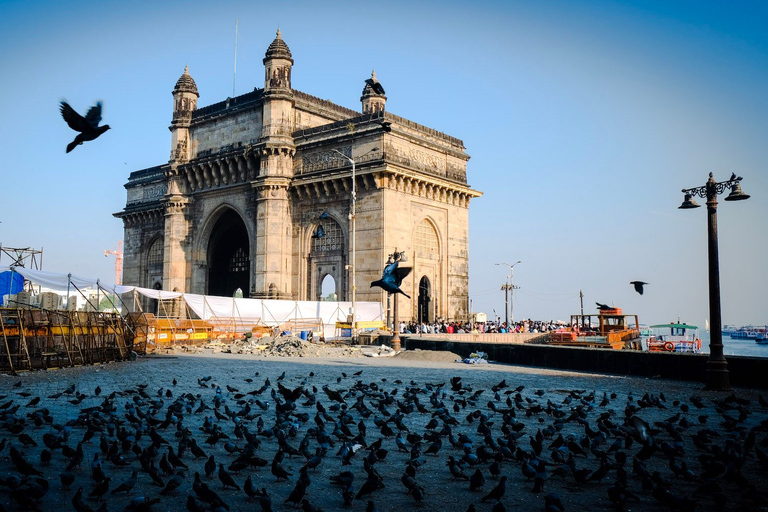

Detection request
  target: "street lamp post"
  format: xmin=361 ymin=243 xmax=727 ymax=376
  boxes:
xmin=679 ymin=172 xmax=749 ymax=391
xmin=331 ymin=147 xmax=379 ymax=342
xmin=496 ymin=261 xmax=521 ymax=328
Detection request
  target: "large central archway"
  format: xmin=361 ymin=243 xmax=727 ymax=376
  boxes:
xmin=207 ymin=209 xmax=250 ymax=297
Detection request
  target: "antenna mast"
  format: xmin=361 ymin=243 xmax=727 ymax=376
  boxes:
xmin=233 ymin=20 xmax=238 ymax=97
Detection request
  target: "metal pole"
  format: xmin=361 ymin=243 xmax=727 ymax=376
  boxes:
xmin=351 ymin=158 xmax=356 ymax=342
xmin=504 ymin=281 xmax=509 ymax=327
xmin=392 ymin=291 xmax=401 ymax=351
xmin=705 ymin=181 xmax=729 ymax=390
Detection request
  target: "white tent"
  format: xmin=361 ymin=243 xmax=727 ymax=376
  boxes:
xmin=0 ymin=267 xmax=384 ymax=340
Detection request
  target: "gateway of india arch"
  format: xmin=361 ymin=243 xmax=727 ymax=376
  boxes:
xmin=115 ymin=30 xmax=482 ymax=324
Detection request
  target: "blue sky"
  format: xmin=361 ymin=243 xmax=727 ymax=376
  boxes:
xmin=1 ymin=0 xmax=766 ymax=327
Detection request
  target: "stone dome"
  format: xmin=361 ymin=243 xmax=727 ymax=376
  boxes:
xmin=264 ymin=29 xmax=294 ymax=64
xmin=173 ymin=66 xmax=199 ymax=97
xmin=361 ymin=70 xmax=386 ymax=97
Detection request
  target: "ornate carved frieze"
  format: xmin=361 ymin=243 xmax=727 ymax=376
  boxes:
xmin=164 ymin=195 xmax=188 ymax=215
xmin=252 ymin=177 xmax=290 ymax=200
xmin=181 ymin=153 xmax=259 ymax=193
xmin=116 ymin=207 xmax=164 ymax=228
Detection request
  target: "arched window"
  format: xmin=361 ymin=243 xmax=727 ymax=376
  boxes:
xmin=414 ymin=219 xmax=439 ymax=259
xmin=230 ymin=247 xmax=248 ymax=273
xmin=312 ymin=221 xmax=344 ymax=253
xmin=147 ymin=238 xmax=164 ymax=268
xmin=320 ymin=274 xmax=337 ymax=301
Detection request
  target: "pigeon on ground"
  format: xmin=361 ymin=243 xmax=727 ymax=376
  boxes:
xmin=59 ymin=100 xmax=111 ymax=153
xmin=630 ymin=281 xmax=648 ymax=295
xmin=370 ymin=260 xmax=412 ymax=298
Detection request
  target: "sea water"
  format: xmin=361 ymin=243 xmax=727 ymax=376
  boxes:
xmin=699 ymin=330 xmax=768 ymax=358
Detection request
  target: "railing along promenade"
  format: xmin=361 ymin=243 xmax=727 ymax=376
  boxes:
xmin=402 ymin=332 xmax=768 ymax=389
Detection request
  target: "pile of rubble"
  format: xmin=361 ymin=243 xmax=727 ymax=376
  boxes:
xmin=224 ymin=334 xmax=366 ymax=358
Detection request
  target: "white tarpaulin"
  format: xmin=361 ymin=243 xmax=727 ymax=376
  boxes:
xmin=0 ymin=266 xmax=109 ymax=291
xmin=0 ymin=267 xmax=384 ymax=339
xmin=113 ymin=285 xmax=384 ymax=339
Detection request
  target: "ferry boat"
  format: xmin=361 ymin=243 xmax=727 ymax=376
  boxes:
xmin=548 ymin=306 xmax=641 ymax=350
xmin=646 ymin=323 xmax=702 ymax=353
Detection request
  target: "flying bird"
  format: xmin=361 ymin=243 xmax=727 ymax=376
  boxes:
xmin=311 ymin=225 xmax=326 ymax=239
xmin=371 ymin=260 xmax=412 ymax=298
xmin=59 ymin=100 xmax=111 ymax=153
xmin=630 ymin=281 xmax=648 ymax=295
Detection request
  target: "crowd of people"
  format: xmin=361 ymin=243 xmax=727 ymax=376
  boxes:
xmin=398 ymin=318 xmax=567 ymax=334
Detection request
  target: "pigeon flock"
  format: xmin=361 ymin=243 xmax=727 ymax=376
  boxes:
xmin=1 ymin=357 xmax=767 ymax=512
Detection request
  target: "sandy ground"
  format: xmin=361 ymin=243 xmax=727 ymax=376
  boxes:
xmin=0 ymin=347 xmax=767 ymax=512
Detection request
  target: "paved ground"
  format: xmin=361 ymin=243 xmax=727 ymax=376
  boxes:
xmin=0 ymin=349 xmax=767 ymax=512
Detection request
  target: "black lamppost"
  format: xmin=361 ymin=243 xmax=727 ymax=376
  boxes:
xmin=679 ymin=172 xmax=750 ymax=390
xmin=388 ymin=249 xmax=407 ymax=352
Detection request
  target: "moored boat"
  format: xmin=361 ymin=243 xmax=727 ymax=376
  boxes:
xmin=646 ymin=323 xmax=702 ymax=353
xmin=548 ymin=306 xmax=641 ymax=350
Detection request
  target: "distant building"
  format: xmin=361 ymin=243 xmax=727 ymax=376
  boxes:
xmin=115 ymin=30 xmax=481 ymax=323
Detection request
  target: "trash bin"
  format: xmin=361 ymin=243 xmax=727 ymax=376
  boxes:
xmin=300 ymin=331 xmax=309 ymax=340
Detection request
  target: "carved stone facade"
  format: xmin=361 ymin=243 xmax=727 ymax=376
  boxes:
xmin=115 ymin=30 xmax=482 ymax=322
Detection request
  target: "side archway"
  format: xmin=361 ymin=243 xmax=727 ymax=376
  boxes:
xmin=307 ymin=217 xmax=345 ymax=301
xmin=413 ymin=218 xmax=441 ymax=320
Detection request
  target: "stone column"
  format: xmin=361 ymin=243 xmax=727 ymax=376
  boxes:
xmin=251 ymin=175 xmax=292 ymax=299
xmin=162 ymin=179 xmax=189 ymax=294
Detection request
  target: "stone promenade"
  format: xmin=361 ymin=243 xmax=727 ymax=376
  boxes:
xmin=1 ymin=350 xmax=766 ymax=511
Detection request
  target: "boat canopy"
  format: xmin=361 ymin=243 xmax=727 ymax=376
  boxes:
xmin=650 ymin=323 xmax=698 ymax=329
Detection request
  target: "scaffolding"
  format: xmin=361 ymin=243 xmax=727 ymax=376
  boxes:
xmin=0 ymin=307 xmax=131 ymax=373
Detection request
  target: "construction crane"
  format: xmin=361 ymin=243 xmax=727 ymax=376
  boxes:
xmin=104 ymin=241 xmax=123 ymax=285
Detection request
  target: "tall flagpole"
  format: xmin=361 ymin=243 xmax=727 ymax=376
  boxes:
xmin=233 ymin=20 xmax=238 ymax=97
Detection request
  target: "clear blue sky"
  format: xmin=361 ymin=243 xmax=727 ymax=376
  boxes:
xmin=1 ymin=0 xmax=766 ymax=327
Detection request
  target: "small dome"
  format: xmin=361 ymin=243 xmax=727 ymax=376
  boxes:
xmin=264 ymin=28 xmax=294 ymax=64
xmin=173 ymin=66 xmax=199 ymax=97
xmin=362 ymin=70 xmax=386 ymax=97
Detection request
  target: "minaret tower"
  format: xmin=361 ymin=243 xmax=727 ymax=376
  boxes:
xmin=162 ymin=66 xmax=198 ymax=294
xmin=361 ymin=70 xmax=387 ymax=114
xmin=170 ymin=65 xmax=198 ymax=164
xmin=252 ymin=30 xmax=296 ymax=299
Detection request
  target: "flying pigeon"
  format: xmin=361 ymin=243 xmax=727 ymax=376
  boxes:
xmin=630 ymin=281 xmax=648 ymax=295
xmin=319 ymin=212 xmax=329 ymax=219
xmin=60 ymin=100 xmax=110 ymax=153
xmin=311 ymin=225 xmax=326 ymax=239
xmin=371 ymin=260 xmax=411 ymax=298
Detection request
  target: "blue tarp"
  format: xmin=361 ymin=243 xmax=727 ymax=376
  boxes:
xmin=0 ymin=271 xmax=24 ymax=305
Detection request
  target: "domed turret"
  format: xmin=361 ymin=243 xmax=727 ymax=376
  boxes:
xmin=263 ymin=29 xmax=293 ymax=92
xmin=173 ymin=65 xmax=199 ymax=97
xmin=263 ymin=28 xmax=294 ymax=64
xmin=361 ymin=70 xmax=386 ymax=114
xmin=170 ymin=66 xmax=198 ymax=163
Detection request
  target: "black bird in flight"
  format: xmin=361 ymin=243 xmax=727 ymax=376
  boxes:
xmin=371 ymin=260 xmax=412 ymax=298
xmin=311 ymin=225 xmax=326 ymax=239
xmin=630 ymin=281 xmax=648 ymax=295
xmin=60 ymin=100 xmax=110 ymax=153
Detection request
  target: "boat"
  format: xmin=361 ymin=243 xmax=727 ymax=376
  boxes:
xmin=756 ymin=332 xmax=768 ymax=345
xmin=646 ymin=323 xmax=702 ymax=353
xmin=548 ymin=306 xmax=641 ymax=350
